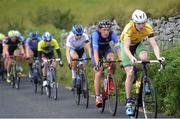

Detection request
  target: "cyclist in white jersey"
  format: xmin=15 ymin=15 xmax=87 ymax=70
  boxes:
xmin=66 ymin=25 xmax=91 ymax=90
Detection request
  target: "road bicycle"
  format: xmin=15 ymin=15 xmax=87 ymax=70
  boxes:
xmin=99 ymin=59 xmax=121 ymax=116
xmin=43 ymin=58 xmax=62 ymax=100
xmin=72 ymin=58 xmax=91 ymax=108
xmin=31 ymin=58 xmax=43 ymax=94
xmin=130 ymin=60 xmax=165 ymax=118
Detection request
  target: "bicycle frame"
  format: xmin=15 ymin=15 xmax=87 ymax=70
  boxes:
xmin=99 ymin=59 xmax=121 ymax=116
xmin=133 ymin=60 xmax=164 ymax=118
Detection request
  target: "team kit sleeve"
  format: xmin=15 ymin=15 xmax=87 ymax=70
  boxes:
xmin=66 ymin=35 xmax=71 ymax=47
xmin=145 ymin=23 xmax=155 ymax=38
xmin=111 ymin=32 xmax=120 ymax=49
xmin=53 ymin=39 xmax=60 ymax=49
xmin=84 ymin=34 xmax=90 ymax=43
xmin=91 ymin=32 xmax=99 ymax=50
xmin=38 ymin=40 xmax=43 ymax=51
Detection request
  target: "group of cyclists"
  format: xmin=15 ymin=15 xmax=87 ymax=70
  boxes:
xmin=0 ymin=9 xmax=165 ymax=116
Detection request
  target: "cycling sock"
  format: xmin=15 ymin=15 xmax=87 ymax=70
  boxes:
xmin=72 ymin=69 xmax=76 ymax=79
xmin=96 ymin=95 xmax=102 ymax=99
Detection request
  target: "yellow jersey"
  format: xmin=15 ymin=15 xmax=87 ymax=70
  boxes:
xmin=38 ymin=39 xmax=60 ymax=53
xmin=120 ymin=21 xmax=154 ymax=46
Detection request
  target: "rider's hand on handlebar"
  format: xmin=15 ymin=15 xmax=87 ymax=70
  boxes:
xmin=157 ymin=57 xmax=165 ymax=64
xmin=130 ymin=56 xmax=137 ymax=65
xmin=94 ymin=65 xmax=100 ymax=71
xmin=68 ymin=63 xmax=71 ymax=70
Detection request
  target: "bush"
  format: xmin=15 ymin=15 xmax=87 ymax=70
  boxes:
xmin=149 ymin=44 xmax=180 ymax=116
xmin=33 ymin=6 xmax=75 ymax=30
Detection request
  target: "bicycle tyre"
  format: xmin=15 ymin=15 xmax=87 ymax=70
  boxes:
xmin=12 ymin=65 xmax=16 ymax=88
xmin=81 ymin=71 xmax=89 ymax=108
xmin=142 ymin=77 xmax=157 ymax=118
xmin=101 ymin=75 xmax=107 ymax=113
xmin=45 ymin=81 xmax=51 ymax=98
xmin=33 ymin=76 xmax=38 ymax=93
xmin=101 ymin=95 xmax=106 ymax=113
xmin=15 ymin=76 xmax=20 ymax=89
xmin=73 ymin=78 xmax=80 ymax=105
xmin=107 ymin=75 xmax=118 ymax=116
xmin=134 ymin=80 xmax=143 ymax=118
xmin=52 ymin=71 xmax=58 ymax=100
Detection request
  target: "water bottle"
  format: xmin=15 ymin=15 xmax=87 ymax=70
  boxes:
xmin=135 ymin=80 xmax=141 ymax=94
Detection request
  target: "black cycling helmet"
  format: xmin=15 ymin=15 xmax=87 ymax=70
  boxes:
xmin=98 ymin=19 xmax=112 ymax=28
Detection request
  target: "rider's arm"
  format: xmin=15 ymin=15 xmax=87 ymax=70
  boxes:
xmin=84 ymin=34 xmax=91 ymax=58
xmin=19 ymin=44 xmax=25 ymax=55
xmin=3 ymin=44 xmax=9 ymax=56
xmin=85 ymin=41 xmax=91 ymax=59
xmin=37 ymin=41 xmax=43 ymax=59
xmin=148 ymin=36 xmax=161 ymax=59
xmin=56 ymin=48 xmax=62 ymax=59
xmin=92 ymin=32 xmax=99 ymax=66
xmin=66 ymin=46 xmax=71 ymax=64
xmin=111 ymin=32 xmax=121 ymax=60
xmin=25 ymin=39 xmax=30 ymax=58
xmin=124 ymin=37 xmax=134 ymax=59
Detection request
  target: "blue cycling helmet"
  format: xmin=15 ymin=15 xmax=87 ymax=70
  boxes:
xmin=71 ymin=25 xmax=84 ymax=35
xmin=29 ymin=32 xmax=39 ymax=40
xmin=42 ymin=32 xmax=53 ymax=42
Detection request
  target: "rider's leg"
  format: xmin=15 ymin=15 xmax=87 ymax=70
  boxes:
xmin=124 ymin=66 xmax=134 ymax=99
xmin=27 ymin=49 xmax=34 ymax=75
xmin=94 ymin=68 xmax=103 ymax=107
xmin=70 ymin=50 xmax=78 ymax=89
xmin=14 ymin=49 xmax=23 ymax=72
xmin=121 ymin=44 xmax=135 ymax=115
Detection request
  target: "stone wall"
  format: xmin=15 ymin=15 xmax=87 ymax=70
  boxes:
xmin=60 ymin=14 xmax=180 ymax=50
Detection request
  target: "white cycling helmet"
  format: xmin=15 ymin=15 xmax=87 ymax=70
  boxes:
xmin=132 ymin=9 xmax=147 ymax=23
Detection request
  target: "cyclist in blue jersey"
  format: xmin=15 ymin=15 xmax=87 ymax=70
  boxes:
xmin=91 ymin=20 xmax=121 ymax=107
xmin=25 ymin=32 xmax=41 ymax=79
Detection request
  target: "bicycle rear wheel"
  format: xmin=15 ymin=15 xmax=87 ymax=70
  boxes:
xmin=107 ymin=75 xmax=118 ymax=116
xmin=142 ymin=78 xmax=157 ymax=118
xmin=81 ymin=71 xmax=89 ymax=108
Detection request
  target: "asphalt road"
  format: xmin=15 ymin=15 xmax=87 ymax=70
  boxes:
xmin=0 ymin=78 xmax=166 ymax=118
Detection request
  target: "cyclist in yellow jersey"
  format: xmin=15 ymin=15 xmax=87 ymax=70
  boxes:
xmin=120 ymin=9 xmax=165 ymax=116
xmin=38 ymin=32 xmax=63 ymax=87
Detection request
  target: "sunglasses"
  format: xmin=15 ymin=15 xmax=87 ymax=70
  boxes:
xmin=76 ymin=34 xmax=82 ymax=36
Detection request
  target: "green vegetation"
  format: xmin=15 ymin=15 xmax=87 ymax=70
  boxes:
xmin=1 ymin=0 xmax=180 ymax=117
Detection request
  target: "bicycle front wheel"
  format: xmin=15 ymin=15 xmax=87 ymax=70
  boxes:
xmin=15 ymin=76 xmax=20 ymax=89
xmin=73 ymin=78 xmax=80 ymax=105
xmin=81 ymin=71 xmax=89 ymax=108
xmin=45 ymin=81 xmax=51 ymax=98
xmin=107 ymin=75 xmax=118 ymax=116
xmin=142 ymin=78 xmax=157 ymax=118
